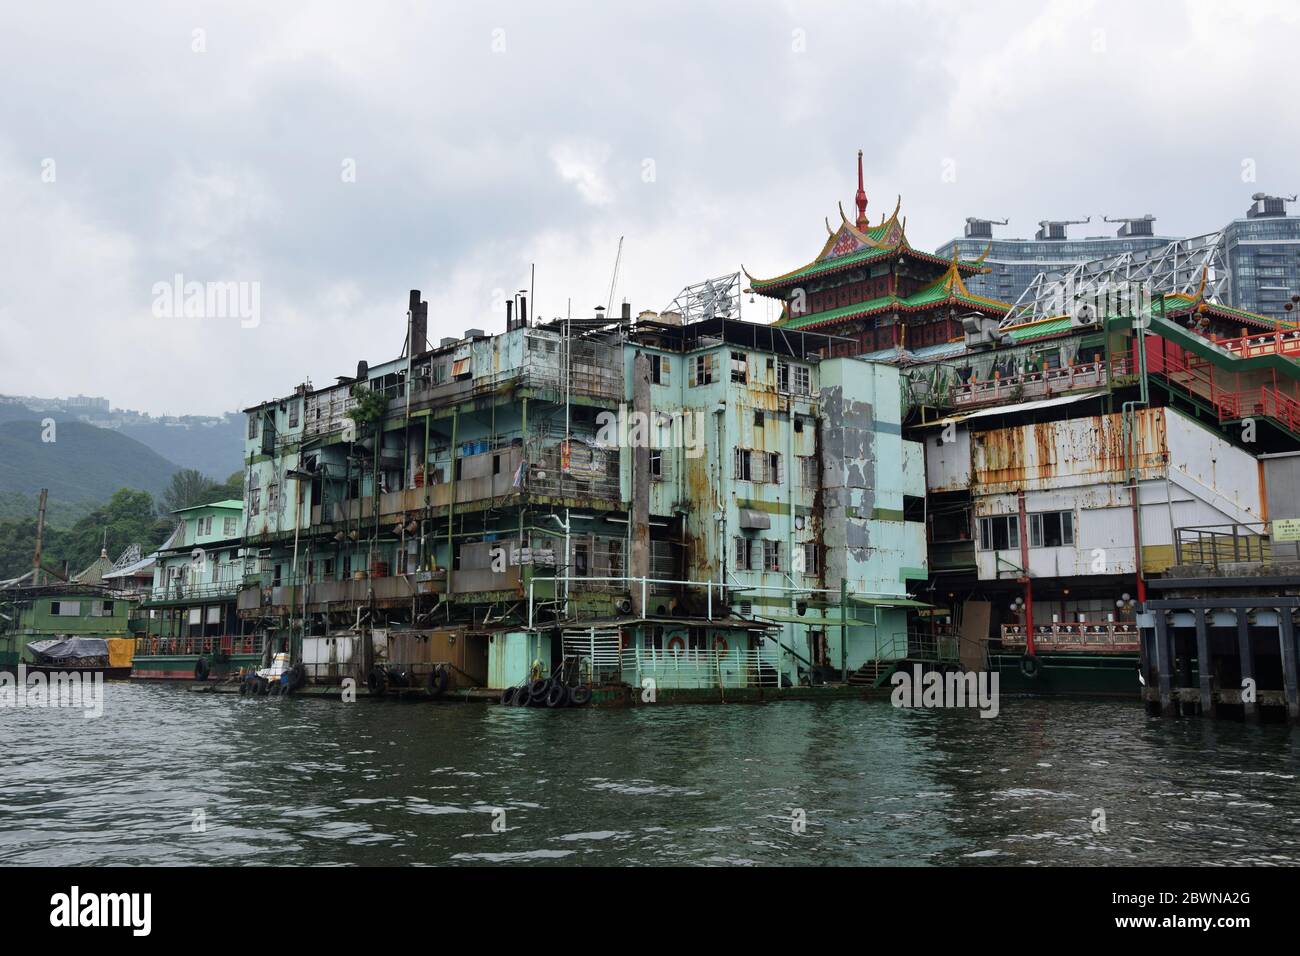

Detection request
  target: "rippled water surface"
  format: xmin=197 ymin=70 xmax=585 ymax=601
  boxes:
xmin=2 ymin=683 xmax=1299 ymax=865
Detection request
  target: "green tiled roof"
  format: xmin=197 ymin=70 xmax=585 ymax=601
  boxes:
xmin=751 ymin=244 xmax=896 ymax=290
xmin=1006 ymin=317 xmax=1073 ymax=342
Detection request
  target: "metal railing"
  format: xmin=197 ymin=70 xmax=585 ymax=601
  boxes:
xmin=134 ymin=634 xmax=265 ymax=657
xmin=620 ymin=646 xmax=781 ymax=690
xmin=1173 ymin=521 xmax=1300 ymax=568
xmin=950 ymin=357 xmax=1130 ymax=409
xmin=1000 ymin=622 xmax=1139 ymax=652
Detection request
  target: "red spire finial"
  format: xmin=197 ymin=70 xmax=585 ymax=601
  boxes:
xmin=854 ymin=149 xmax=868 ymax=228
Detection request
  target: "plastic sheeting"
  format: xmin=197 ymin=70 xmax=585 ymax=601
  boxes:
xmin=26 ymin=637 xmax=111 ymax=662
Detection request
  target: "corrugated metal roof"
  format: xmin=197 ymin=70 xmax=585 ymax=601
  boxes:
xmin=916 ymin=390 xmax=1108 ymax=429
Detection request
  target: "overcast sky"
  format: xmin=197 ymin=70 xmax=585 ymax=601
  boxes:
xmin=1 ymin=0 xmax=1297 ymax=417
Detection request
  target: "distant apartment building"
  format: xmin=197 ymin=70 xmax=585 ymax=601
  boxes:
xmin=935 ymin=216 xmax=1178 ymax=306
xmin=1224 ymin=193 xmax=1300 ymax=322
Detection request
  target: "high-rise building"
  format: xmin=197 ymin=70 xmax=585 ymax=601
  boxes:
xmin=1224 ymin=193 xmax=1300 ymax=322
xmin=935 ymin=216 xmax=1179 ymax=306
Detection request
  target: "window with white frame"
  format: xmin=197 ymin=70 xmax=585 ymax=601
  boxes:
xmin=762 ymin=539 xmax=782 ymax=572
xmin=977 ymin=514 xmax=1020 ymax=551
xmin=730 ymin=351 xmax=748 ymax=384
xmin=734 ymin=537 xmax=756 ymax=571
xmin=1029 ymin=510 xmax=1074 ymax=548
xmin=223 ymin=516 xmax=237 ymax=537
xmin=802 ymin=542 xmax=819 ymax=575
xmin=800 ymin=455 xmax=818 ymax=488
xmin=197 ymin=516 xmax=213 ymax=536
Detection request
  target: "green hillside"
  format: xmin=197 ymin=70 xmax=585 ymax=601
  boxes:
xmin=0 ymin=418 xmax=180 ymax=505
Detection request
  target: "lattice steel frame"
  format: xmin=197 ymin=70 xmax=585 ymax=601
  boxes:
xmin=664 ymin=272 xmax=741 ymax=323
xmin=1000 ymin=232 xmax=1231 ymax=330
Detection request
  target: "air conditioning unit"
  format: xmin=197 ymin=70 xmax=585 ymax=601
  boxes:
xmin=1070 ymin=304 xmax=1098 ymax=328
xmin=615 ymin=597 xmax=633 ymax=615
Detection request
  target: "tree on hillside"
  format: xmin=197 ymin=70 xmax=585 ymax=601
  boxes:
xmin=161 ymin=468 xmax=218 ymax=514
xmin=0 ymin=488 xmax=171 ymax=580
xmin=213 ymin=469 xmax=245 ymax=503
xmin=58 ymin=489 xmax=171 ymax=574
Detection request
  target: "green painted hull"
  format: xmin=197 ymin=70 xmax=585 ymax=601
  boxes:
xmin=130 ymin=653 xmax=262 ymax=681
xmin=991 ymin=651 xmax=1141 ymax=697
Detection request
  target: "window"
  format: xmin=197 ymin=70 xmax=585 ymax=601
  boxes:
xmin=223 ymin=517 xmax=237 ymax=537
xmin=690 ymin=354 xmax=715 ymax=386
xmin=51 ymin=601 xmax=81 ymax=617
xmin=267 ymin=483 xmax=280 ymax=512
xmin=754 ymin=410 xmax=764 ymax=428
xmin=649 ymin=449 xmax=663 ymax=479
xmin=977 ymin=515 xmax=1020 ymax=551
xmin=647 ymin=626 xmax=664 ymax=651
xmin=763 ymin=540 xmax=782 ymax=572
xmin=1029 ymin=511 xmax=1074 ymax=548
xmin=687 ymin=627 xmax=708 ymax=651
xmin=800 ymin=456 xmax=818 ymax=488
xmin=801 ymin=543 xmax=819 ymax=575
xmin=197 ymin=516 xmax=213 ymax=536
xmin=765 ymin=451 xmax=782 ymax=485
xmin=734 ymin=448 xmax=753 ymax=481
xmin=650 ymin=354 xmax=670 ymax=385
xmin=288 ymin=399 xmax=300 ymax=428
xmin=574 ymin=543 xmax=589 ymax=578
xmin=247 ymin=413 xmax=259 ymax=439
xmin=730 ymin=351 xmax=748 ymax=384
xmin=904 ymin=495 xmax=926 ymax=523
xmin=324 ymin=558 xmax=335 ymax=577
xmin=206 ymin=606 xmax=221 ymax=625
xmin=778 ymin=362 xmax=812 ymax=395
xmin=734 ymin=537 xmax=755 ymax=571
xmin=735 ymin=449 xmax=780 ymax=483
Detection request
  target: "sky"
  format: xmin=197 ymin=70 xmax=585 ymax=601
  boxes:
xmin=1 ymin=0 xmax=1297 ymax=417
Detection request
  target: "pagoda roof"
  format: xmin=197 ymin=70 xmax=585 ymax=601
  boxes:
xmin=775 ymin=253 xmax=1012 ymax=331
xmin=745 ymin=197 xmax=991 ymax=294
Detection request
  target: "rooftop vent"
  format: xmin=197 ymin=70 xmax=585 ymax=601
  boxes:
xmin=1105 ymin=214 xmax=1156 ymax=238
xmin=440 ymin=337 xmax=458 ymax=348
xmin=463 ymin=328 xmax=485 ymax=339
xmin=963 ymin=216 xmax=1007 ymax=239
xmin=1247 ymin=193 xmax=1296 ymax=219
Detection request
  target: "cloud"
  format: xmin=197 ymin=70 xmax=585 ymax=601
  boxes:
xmin=0 ymin=1 xmax=1295 ymax=416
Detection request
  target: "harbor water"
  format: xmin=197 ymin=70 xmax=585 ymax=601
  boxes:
xmin=2 ymin=684 xmax=1298 ymax=866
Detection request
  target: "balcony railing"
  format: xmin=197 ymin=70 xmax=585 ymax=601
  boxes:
xmin=1000 ymin=621 xmax=1139 ymax=653
xmin=619 ymin=647 xmax=781 ymax=690
xmin=1174 ymin=521 xmax=1300 ymax=569
xmin=950 ymin=357 xmax=1130 ymax=409
xmin=145 ymin=578 xmax=244 ymax=603
xmin=133 ymin=634 xmax=265 ymax=657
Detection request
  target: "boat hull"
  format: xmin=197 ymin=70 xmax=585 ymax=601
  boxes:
xmin=990 ymin=650 xmax=1140 ymax=697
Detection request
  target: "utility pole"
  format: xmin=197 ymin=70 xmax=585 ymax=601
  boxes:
xmin=32 ymin=488 xmax=48 ymax=586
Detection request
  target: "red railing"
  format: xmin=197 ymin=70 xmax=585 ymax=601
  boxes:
xmin=134 ymin=635 xmax=264 ymax=657
xmin=1150 ymin=338 xmax=1300 ymax=434
xmin=1001 ymin=621 xmax=1139 ymax=653
xmin=1211 ymin=327 xmax=1300 ymax=360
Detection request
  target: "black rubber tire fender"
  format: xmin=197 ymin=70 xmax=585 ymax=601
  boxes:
xmin=514 ymin=684 xmax=532 ymax=707
xmin=501 ymin=686 xmax=517 ymax=706
xmin=569 ymin=685 xmax=593 ymax=707
xmin=1019 ymin=655 xmax=1041 ymax=680
xmin=194 ymin=657 xmax=210 ymax=682
xmin=545 ymin=681 xmax=567 ymax=708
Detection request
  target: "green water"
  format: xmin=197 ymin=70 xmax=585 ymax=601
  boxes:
xmin=2 ymin=683 xmax=1298 ymax=865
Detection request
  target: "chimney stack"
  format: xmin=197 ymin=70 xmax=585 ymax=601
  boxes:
xmin=408 ymin=289 xmax=428 ymax=355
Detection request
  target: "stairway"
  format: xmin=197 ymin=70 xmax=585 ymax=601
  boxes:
xmin=848 ymin=659 xmax=898 ymax=688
